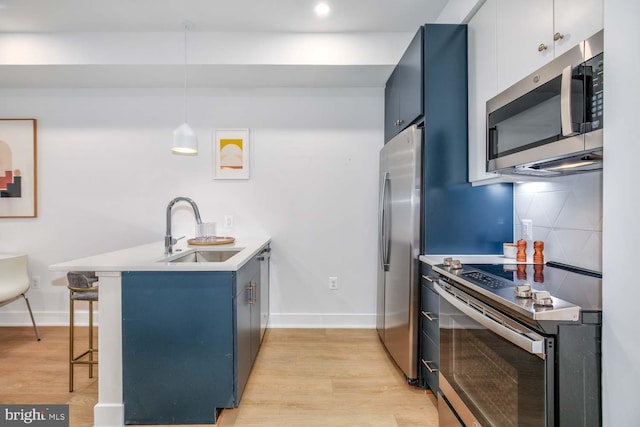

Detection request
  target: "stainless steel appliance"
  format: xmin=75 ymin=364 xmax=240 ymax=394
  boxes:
xmin=433 ymin=260 xmax=602 ymax=426
xmin=376 ymin=124 xmax=422 ymax=381
xmin=487 ymin=30 xmax=604 ymax=176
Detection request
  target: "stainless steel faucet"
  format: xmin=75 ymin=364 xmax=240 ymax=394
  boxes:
xmin=165 ymin=197 xmax=203 ymax=255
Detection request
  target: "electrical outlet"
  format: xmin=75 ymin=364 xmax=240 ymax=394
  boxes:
xmin=329 ymin=277 xmax=338 ymax=290
xmin=522 ymin=219 xmax=533 ymax=241
xmin=224 ymin=215 xmax=233 ymax=229
xmin=31 ymin=276 xmax=40 ymax=289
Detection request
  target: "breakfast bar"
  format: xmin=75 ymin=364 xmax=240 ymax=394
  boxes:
xmin=50 ymin=238 xmax=271 ymax=426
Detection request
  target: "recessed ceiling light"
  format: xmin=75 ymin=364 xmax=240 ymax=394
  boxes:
xmin=314 ymin=2 xmax=331 ymax=17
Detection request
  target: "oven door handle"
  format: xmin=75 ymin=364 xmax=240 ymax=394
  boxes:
xmin=435 ymin=283 xmax=546 ymax=358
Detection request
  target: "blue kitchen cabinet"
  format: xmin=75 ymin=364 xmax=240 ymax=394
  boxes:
xmin=234 ymin=256 xmax=261 ymax=399
xmin=122 ymin=256 xmax=261 ymax=425
xmin=419 ymin=262 xmax=440 ymax=393
xmin=384 ymin=26 xmax=424 ymax=142
xmin=421 ymin=24 xmax=513 ymax=255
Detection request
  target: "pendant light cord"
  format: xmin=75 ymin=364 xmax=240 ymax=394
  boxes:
xmin=183 ymin=23 xmax=188 ymax=123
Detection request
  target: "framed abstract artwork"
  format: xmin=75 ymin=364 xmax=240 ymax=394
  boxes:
xmin=213 ymin=129 xmax=250 ymax=180
xmin=0 ymin=119 xmax=37 ymax=218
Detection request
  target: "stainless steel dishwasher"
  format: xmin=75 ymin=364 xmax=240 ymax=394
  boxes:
xmin=257 ymin=246 xmax=271 ymax=341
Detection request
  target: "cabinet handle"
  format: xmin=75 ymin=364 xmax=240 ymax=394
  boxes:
xmin=421 ymin=311 xmax=438 ymax=322
xmin=553 ymin=32 xmax=564 ymax=41
xmin=394 ymin=119 xmax=400 ymax=126
xmin=538 ymin=43 xmax=548 ymax=52
xmin=421 ymin=275 xmax=437 ymax=283
xmin=246 ymin=284 xmax=253 ymax=304
xmin=421 ymin=359 xmax=439 ymax=373
xmin=247 ymin=282 xmax=258 ymax=304
xmin=398 ymin=119 xmax=404 ymax=125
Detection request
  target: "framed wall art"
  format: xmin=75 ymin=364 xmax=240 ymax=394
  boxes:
xmin=0 ymin=119 xmax=37 ymax=218
xmin=213 ymin=129 xmax=250 ymax=180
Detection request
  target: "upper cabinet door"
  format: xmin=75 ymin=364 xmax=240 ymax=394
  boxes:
xmin=384 ymin=27 xmax=424 ymax=143
xmin=384 ymin=68 xmax=400 ymax=143
xmin=397 ymin=27 xmax=423 ymax=132
xmin=553 ymin=0 xmax=603 ymax=56
xmin=468 ymin=0 xmax=505 ymax=183
xmin=496 ymin=0 xmax=554 ymax=92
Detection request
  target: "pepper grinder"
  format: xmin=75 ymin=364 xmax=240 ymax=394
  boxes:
xmin=534 ymin=241 xmax=544 ymax=264
xmin=516 ymin=239 xmax=527 ymax=262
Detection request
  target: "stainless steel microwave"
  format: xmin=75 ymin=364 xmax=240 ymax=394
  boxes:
xmin=487 ymin=30 xmax=603 ymax=176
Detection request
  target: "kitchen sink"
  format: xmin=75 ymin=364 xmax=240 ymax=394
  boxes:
xmin=167 ymin=250 xmax=241 ymax=263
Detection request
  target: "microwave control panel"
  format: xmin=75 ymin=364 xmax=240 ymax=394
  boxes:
xmin=586 ymin=53 xmax=604 ymax=131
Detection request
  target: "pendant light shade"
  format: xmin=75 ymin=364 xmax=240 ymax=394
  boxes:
xmin=172 ymin=21 xmax=198 ymax=154
xmin=173 ymin=123 xmax=198 ymax=154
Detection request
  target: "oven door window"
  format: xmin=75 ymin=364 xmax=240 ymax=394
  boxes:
xmin=440 ymin=298 xmax=547 ymax=427
xmin=488 ymin=68 xmax=585 ymax=162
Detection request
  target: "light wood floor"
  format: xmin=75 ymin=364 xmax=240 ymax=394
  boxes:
xmin=0 ymin=327 xmax=437 ymax=427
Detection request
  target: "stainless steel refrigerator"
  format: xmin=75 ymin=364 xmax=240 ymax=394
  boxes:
xmin=376 ymin=125 xmax=421 ymax=380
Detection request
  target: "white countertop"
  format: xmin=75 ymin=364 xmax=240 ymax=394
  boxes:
xmin=49 ymin=237 xmax=271 ymax=272
xmin=420 ymin=254 xmax=532 ymax=266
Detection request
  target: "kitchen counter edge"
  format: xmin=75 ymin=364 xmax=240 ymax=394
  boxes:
xmin=49 ymin=238 xmax=271 ymax=272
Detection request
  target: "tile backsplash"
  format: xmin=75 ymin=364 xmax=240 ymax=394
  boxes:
xmin=514 ymin=171 xmax=602 ymax=272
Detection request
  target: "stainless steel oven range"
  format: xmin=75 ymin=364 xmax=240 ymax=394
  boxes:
xmin=432 ymin=260 xmax=602 ymax=427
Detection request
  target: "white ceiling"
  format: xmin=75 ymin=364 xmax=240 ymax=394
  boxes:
xmin=0 ymin=0 xmax=448 ymax=33
xmin=0 ymin=0 xmax=452 ymax=88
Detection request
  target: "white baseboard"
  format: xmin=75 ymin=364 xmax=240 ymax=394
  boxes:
xmin=0 ymin=311 xmax=375 ymax=329
xmin=0 ymin=310 xmax=99 ymax=327
xmin=268 ymin=313 xmax=376 ymax=329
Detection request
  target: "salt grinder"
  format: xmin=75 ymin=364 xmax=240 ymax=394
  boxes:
xmin=516 ymin=239 xmax=527 ymax=262
xmin=534 ymin=241 xmax=544 ymax=264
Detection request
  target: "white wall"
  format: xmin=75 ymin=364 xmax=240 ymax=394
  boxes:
xmin=602 ymin=1 xmax=640 ymax=424
xmin=514 ymin=172 xmax=602 ymax=271
xmin=0 ymin=87 xmax=383 ymax=328
xmin=435 ymin=0 xmax=485 ymax=24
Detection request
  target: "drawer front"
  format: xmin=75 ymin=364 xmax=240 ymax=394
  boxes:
xmin=420 ymin=285 xmax=440 ymax=343
xmin=420 ymin=264 xmax=439 ymax=293
xmin=420 ymin=331 xmax=439 ymax=393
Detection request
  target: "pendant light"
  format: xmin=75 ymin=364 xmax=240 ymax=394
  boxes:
xmin=172 ymin=21 xmax=198 ymax=154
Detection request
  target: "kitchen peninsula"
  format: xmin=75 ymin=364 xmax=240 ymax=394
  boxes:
xmin=50 ymin=238 xmax=271 ymax=426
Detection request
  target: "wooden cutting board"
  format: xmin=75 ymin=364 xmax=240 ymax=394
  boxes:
xmin=187 ymin=237 xmax=235 ymax=246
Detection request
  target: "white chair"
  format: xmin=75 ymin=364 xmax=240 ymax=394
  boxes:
xmin=0 ymin=254 xmax=41 ymax=341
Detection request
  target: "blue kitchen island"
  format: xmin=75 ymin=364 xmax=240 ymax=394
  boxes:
xmin=50 ymin=238 xmax=271 ymax=426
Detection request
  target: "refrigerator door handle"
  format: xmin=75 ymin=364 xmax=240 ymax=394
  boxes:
xmin=380 ymin=172 xmax=391 ymax=271
xmin=379 ymin=172 xmax=387 ymax=269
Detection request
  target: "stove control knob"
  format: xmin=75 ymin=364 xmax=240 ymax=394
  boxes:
xmin=450 ymin=259 xmax=462 ymax=270
xmin=443 ymin=257 xmax=453 ymax=267
xmin=515 ymin=284 xmax=533 ymax=298
xmin=533 ymin=291 xmax=554 ymax=307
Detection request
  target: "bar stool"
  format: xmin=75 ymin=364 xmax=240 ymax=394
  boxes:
xmin=67 ymin=271 xmax=99 ymax=392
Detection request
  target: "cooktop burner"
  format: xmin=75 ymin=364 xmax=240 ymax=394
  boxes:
xmin=433 ymin=261 xmax=602 ymax=322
